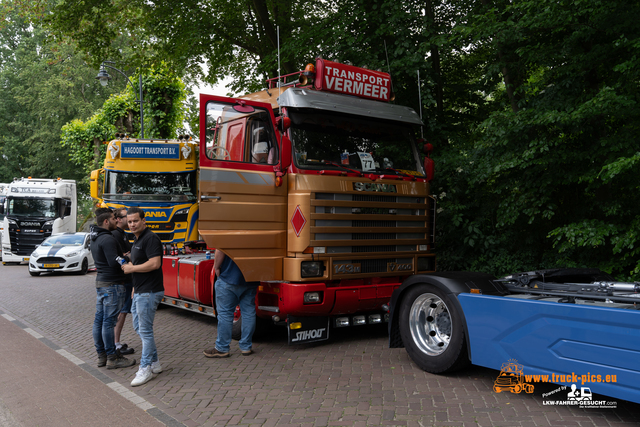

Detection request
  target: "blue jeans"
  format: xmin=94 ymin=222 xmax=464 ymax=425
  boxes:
xmin=215 ymin=278 xmax=258 ymax=352
xmin=93 ymin=284 xmax=126 ymax=356
xmin=120 ymin=282 xmax=133 ymax=314
xmin=132 ymin=291 xmax=164 ymax=367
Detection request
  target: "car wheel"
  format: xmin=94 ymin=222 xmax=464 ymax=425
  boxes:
xmin=29 ymin=270 xmax=41 ymax=276
xmin=80 ymin=258 xmax=89 ymax=275
xmin=398 ymin=284 xmax=469 ymax=374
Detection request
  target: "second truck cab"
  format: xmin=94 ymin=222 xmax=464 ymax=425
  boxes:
xmin=90 ymin=136 xmax=199 ymax=244
xmin=1 ymin=178 xmax=76 ymax=264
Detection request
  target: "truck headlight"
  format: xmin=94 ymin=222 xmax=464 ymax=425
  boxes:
xmin=303 ymin=292 xmax=323 ymax=304
xmin=301 ymin=261 xmax=323 ymax=278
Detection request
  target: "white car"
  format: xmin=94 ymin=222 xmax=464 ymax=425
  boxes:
xmin=28 ymin=232 xmax=94 ymax=276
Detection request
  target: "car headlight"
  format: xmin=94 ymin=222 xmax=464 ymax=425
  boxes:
xmin=65 ymin=251 xmax=80 ymax=258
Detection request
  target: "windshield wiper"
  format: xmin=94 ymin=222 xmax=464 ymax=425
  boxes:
xmin=320 ymin=160 xmax=364 ymax=176
xmin=376 ymin=167 xmax=416 ymax=180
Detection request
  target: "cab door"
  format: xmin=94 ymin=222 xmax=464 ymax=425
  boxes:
xmin=198 ymin=94 xmax=287 ymax=281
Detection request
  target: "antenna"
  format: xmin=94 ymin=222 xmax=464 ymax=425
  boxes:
xmin=417 ymin=70 xmax=423 ymax=139
xmin=383 ymin=40 xmax=395 ymax=98
xmin=277 ymin=26 xmax=281 ymax=96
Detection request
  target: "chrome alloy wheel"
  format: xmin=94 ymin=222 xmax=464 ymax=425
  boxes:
xmin=409 ymin=292 xmax=452 ymax=356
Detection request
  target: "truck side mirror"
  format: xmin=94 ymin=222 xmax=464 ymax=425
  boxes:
xmin=280 ymin=135 xmax=292 ymax=170
xmin=423 ymin=143 xmax=434 ymax=182
xmin=64 ymin=199 xmax=72 ymax=216
xmin=276 ymin=116 xmax=291 ymax=132
xmin=90 ymin=169 xmax=103 ymax=200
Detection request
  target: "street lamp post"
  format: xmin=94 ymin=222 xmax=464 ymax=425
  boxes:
xmin=96 ymin=61 xmax=145 ymax=138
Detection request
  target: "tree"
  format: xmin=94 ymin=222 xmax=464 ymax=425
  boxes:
xmin=436 ymin=0 xmax=640 ymax=278
xmin=0 ymin=8 xmax=122 ymax=186
xmin=43 ymin=0 xmax=320 ymax=94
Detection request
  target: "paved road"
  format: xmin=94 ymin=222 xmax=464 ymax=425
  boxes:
xmin=0 ymin=262 xmax=639 ymax=426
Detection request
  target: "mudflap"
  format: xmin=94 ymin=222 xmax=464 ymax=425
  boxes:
xmin=287 ymin=316 xmax=330 ymax=345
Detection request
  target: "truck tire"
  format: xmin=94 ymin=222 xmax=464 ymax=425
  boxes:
xmin=398 ymin=284 xmax=469 ymax=374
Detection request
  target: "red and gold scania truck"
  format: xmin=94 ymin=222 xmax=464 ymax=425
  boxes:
xmin=162 ymin=58 xmax=435 ymax=344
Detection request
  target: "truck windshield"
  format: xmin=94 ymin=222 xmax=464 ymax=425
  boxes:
xmin=287 ymin=109 xmax=423 ymax=176
xmin=7 ymin=197 xmax=59 ymax=218
xmin=104 ymin=171 xmax=198 ymax=202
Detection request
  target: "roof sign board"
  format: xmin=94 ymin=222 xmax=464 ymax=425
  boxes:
xmin=121 ymin=143 xmax=180 ymax=160
xmin=314 ymin=58 xmax=392 ymax=102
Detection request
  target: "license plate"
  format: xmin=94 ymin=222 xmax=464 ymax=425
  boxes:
xmin=43 ymin=264 xmax=59 ymax=268
xmin=22 ymin=257 xmax=30 ymax=262
xmin=287 ymin=316 xmax=330 ymax=345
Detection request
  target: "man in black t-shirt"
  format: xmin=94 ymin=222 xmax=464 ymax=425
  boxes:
xmin=122 ymin=207 xmax=164 ymax=387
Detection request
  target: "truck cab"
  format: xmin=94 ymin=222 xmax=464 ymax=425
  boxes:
xmin=1 ymin=178 xmax=76 ymax=264
xmin=90 ymin=136 xmax=199 ymax=245
xmin=198 ymin=58 xmax=435 ymax=341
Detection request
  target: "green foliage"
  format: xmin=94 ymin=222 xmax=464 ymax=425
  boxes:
xmin=141 ymin=66 xmax=186 ymax=139
xmin=435 ymin=0 xmax=640 ymax=279
xmin=60 ymin=63 xmax=186 ymax=175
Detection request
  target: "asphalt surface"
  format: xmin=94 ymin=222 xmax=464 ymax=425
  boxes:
xmin=0 ymin=261 xmax=639 ymax=426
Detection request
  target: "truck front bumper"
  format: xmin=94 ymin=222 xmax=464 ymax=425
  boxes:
xmin=256 ymin=280 xmax=401 ymax=322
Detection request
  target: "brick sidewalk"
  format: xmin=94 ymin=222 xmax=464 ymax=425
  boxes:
xmin=1 ymin=265 xmax=640 ymax=426
xmin=0 ymin=312 xmax=177 ymax=427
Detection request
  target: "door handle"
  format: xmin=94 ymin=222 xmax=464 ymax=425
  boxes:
xmin=200 ymin=195 xmax=221 ymax=200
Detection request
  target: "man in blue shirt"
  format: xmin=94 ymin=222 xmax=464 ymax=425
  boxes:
xmin=203 ymin=250 xmax=257 ymax=357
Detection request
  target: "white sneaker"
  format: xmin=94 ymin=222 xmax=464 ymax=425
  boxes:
xmin=151 ymin=360 xmax=162 ymax=374
xmin=131 ymin=365 xmax=153 ymax=387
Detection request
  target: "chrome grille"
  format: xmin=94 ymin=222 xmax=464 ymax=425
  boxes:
xmin=310 ymin=193 xmax=434 ymax=255
xmin=34 ymin=257 xmax=66 ymax=264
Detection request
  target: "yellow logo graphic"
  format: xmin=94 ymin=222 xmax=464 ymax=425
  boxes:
xmin=493 ymin=359 xmax=535 ymax=394
xmin=146 ymin=211 xmax=167 ymax=218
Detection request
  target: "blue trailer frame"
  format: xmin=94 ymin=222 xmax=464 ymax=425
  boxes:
xmin=389 ymin=270 xmax=640 ymax=405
